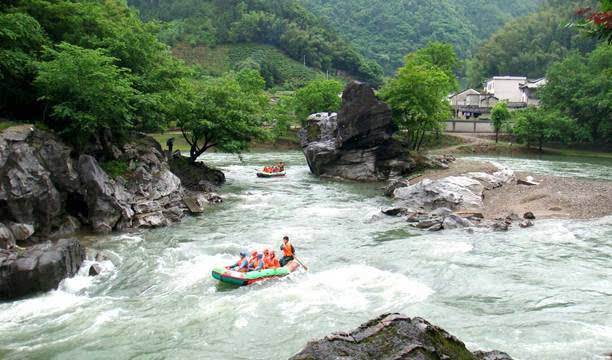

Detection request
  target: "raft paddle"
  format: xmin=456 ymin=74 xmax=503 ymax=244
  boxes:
xmin=294 ymin=256 xmax=309 ymax=271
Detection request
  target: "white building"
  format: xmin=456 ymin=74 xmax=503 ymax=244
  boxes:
xmin=485 ymin=76 xmax=527 ymax=103
xmin=519 ymin=78 xmax=547 ymax=106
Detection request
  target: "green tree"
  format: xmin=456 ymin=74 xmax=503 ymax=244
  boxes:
xmin=491 ymin=102 xmax=511 ymax=143
xmin=34 ymin=43 xmax=135 ymax=149
xmin=379 ymin=44 xmax=458 ymax=150
xmin=0 ymin=12 xmax=48 ymax=115
xmin=512 ymin=108 xmax=587 ymax=150
xmin=293 ymin=78 xmax=343 ymax=122
xmin=467 ymin=0 xmax=598 ymax=87
xmin=539 ymin=44 xmax=612 ymax=143
xmin=176 ymin=72 xmax=267 ymax=163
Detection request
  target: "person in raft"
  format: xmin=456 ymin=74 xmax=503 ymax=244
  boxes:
xmin=263 ymin=249 xmax=281 ymax=269
xmin=277 ymin=162 xmax=286 ymax=172
xmin=247 ymin=251 xmax=261 ymax=271
xmin=279 ymin=236 xmax=295 ymax=267
xmin=228 ymin=251 xmax=249 ymax=272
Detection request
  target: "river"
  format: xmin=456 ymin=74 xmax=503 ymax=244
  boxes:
xmin=1 ymin=151 xmax=611 ymax=360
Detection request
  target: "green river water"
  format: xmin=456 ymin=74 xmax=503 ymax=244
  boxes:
xmin=0 ymin=151 xmax=611 ymax=360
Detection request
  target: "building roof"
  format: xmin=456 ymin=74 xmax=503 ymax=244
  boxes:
xmin=488 ymin=76 xmax=527 ymax=81
xmin=448 ymin=88 xmax=480 ymax=98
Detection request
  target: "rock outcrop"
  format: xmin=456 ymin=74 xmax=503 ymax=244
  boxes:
xmin=0 ymin=238 xmax=85 ymax=300
xmin=0 ymin=125 xmax=222 ymax=244
xmin=299 ymin=81 xmax=417 ymax=181
xmin=291 ymin=313 xmax=512 ymax=360
xmin=383 ymin=162 xmax=523 ymax=231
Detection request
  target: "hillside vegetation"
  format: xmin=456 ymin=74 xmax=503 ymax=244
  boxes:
xmin=300 ymin=0 xmax=542 ymax=74
xmin=172 ymin=43 xmax=325 ymax=89
xmin=127 ymin=0 xmax=383 ymax=86
xmin=467 ymin=0 xmax=598 ymax=86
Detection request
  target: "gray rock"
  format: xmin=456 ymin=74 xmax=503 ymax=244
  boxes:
xmin=474 ymin=350 xmax=514 ymax=360
xmin=381 ymin=207 xmax=411 ymax=216
xmin=290 ymin=313 xmax=513 ymax=360
xmin=443 ymin=214 xmax=473 ymax=229
xmin=183 ymin=193 xmax=209 ymax=213
xmin=517 ymin=178 xmax=539 ymax=186
xmin=205 ymin=193 xmax=223 ymax=204
xmin=415 ymin=218 xmax=443 ymax=229
xmin=519 ymin=220 xmax=534 ymax=228
xmin=52 ymin=216 xmax=81 ymax=239
xmin=0 ymin=223 xmax=16 ymax=249
xmin=430 ymin=207 xmax=453 ymax=217
xmin=394 ymin=176 xmax=484 ymax=211
xmin=336 ymin=82 xmax=394 ymax=149
xmin=163 ymin=207 xmax=184 ymax=222
xmin=299 ymin=82 xmax=417 ymax=181
xmin=32 ymin=131 xmax=80 ymax=193
xmin=466 ymin=172 xmax=505 ymax=190
xmin=1 ymin=141 xmax=63 ymax=231
xmin=133 ymin=201 xmax=162 ymax=214
xmin=524 ymin=212 xmax=536 ymax=220
xmin=78 ymin=155 xmax=134 ymax=233
xmin=0 ymin=238 xmax=85 ymax=300
xmin=134 ymin=211 xmax=168 ymax=228
xmin=427 ymin=223 xmax=443 ymax=231
xmin=88 ymin=264 xmax=102 ymax=276
xmin=8 ymin=223 xmax=34 ymax=241
xmin=493 ymin=221 xmax=510 ymax=232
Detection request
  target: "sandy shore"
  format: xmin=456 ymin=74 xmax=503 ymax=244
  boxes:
xmin=413 ymin=159 xmax=612 ymax=220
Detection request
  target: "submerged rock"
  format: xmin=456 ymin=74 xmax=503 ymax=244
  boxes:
xmin=88 ymin=263 xmax=102 ymax=276
xmin=290 ymin=313 xmax=513 ymax=360
xmin=0 ymin=238 xmax=85 ymax=300
xmin=299 ymin=82 xmax=417 ymax=181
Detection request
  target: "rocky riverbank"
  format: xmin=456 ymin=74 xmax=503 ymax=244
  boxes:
xmin=291 ymin=313 xmax=513 ymax=360
xmin=382 ymin=158 xmax=612 ymax=231
xmin=0 ymin=125 xmax=224 ymax=300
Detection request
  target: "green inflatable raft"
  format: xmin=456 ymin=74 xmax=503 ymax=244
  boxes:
xmin=212 ymin=261 xmax=299 ymax=286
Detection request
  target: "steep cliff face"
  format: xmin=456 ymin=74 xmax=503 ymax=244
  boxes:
xmin=299 ymin=81 xmax=417 ymax=181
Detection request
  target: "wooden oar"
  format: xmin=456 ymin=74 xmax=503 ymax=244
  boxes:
xmin=294 ymin=256 xmax=309 ymax=271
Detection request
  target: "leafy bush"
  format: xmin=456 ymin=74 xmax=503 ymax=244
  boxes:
xmin=101 ymin=160 xmax=130 ymax=179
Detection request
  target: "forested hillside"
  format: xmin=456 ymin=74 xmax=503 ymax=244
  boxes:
xmin=127 ymin=0 xmax=383 ymax=86
xmin=467 ymin=0 xmax=599 ymax=87
xmin=300 ymin=0 xmax=542 ymax=74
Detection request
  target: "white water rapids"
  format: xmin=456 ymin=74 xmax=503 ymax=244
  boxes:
xmin=0 ymin=151 xmax=611 ymax=359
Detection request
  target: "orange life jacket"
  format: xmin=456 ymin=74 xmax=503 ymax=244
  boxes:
xmin=282 ymin=242 xmax=294 ymax=257
xmin=271 ymin=258 xmax=280 ymax=268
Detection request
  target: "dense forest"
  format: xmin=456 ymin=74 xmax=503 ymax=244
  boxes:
xmin=127 ymin=0 xmax=383 ymax=86
xmin=300 ymin=0 xmax=542 ymax=74
xmin=467 ymin=0 xmax=599 ymax=87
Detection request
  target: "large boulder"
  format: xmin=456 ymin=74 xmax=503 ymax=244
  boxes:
xmin=0 ymin=238 xmax=85 ymax=300
xmin=336 ymin=83 xmax=395 ymax=149
xmin=394 ymin=176 xmax=484 ymax=211
xmin=299 ymin=82 xmax=417 ymax=181
xmin=0 ymin=127 xmax=63 ymax=235
xmin=291 ymin=313 xmax=512 ymax=360
xmin=78 ymin=155 xmax=134 ymax=233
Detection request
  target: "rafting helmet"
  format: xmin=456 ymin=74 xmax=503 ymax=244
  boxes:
xmin=239 ymin=251 xmax=247 ymax=257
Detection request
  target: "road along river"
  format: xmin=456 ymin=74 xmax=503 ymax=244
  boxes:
xmin=0 ymin=151 xmax=611 ymax=359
